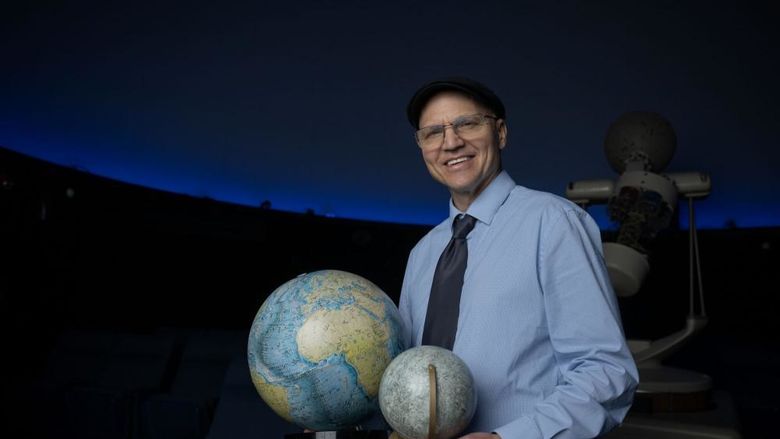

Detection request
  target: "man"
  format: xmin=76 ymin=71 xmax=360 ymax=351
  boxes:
xmin=398 ymin=77 xmax=638 ymax=439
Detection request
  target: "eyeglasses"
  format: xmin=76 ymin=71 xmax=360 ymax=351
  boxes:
xmin=415 ymin=113 xmax=498 ymax=151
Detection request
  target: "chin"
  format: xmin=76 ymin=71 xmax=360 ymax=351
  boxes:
xmin=449 ymin=173 xmax=482 ymax=189
xmin=447 ymin=183 xmax=479 ymax=198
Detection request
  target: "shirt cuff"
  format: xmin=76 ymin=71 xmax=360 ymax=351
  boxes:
xmin=493 ymin=416 xmax=543 ymax=439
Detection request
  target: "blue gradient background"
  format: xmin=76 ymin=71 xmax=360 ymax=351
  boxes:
xmin=1 ymin=1 xmax=778 ymax=227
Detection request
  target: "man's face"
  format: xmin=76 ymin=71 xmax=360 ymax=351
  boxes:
xmin=418 ymin=91 xmax=507 ymax=211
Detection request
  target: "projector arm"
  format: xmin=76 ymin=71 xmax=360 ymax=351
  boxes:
xmin=666 ymin=172 xmax=712 ymax=199
xmin=632 ymin=315 xmax=708 ymax=364
xmin=566 ymin=172 xmax=711 ymax=206
xmin=566 ymin=179 xmax=614 ymax=205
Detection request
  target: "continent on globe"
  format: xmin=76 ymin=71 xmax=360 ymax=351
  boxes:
xmin=379 ymin=346 xmax=477 ymax=439
xmin=248 ymin=270 xmax=407 ymax=432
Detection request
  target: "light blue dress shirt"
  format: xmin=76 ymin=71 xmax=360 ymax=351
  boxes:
xmin=399 ymin=171 xmax=638 ymax=439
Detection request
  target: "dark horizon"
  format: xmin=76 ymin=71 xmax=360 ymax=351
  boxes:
xmin=2 ymin=1 xmax=778 ymax=228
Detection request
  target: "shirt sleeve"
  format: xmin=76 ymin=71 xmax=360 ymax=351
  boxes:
xmin=493 ymin=207 xmax=639 ymax=439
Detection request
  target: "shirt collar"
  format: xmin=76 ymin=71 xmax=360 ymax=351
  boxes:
xmin=448 ymin=170 xmax=516 ymax=226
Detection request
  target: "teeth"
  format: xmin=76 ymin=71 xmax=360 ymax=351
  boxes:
xmin=447 ymin=157 xmax=470 ymax=166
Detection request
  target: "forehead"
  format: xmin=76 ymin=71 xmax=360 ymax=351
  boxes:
xmin=418 ymin=91 xmax=488 ymax=126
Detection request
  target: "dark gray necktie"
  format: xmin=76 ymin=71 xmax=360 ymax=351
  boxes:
xmin=422 ymin=214 xmax=477 ymax=350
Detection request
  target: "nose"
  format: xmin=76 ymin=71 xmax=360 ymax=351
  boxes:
xmin=441 ymin=124 xmax=465 ymax=150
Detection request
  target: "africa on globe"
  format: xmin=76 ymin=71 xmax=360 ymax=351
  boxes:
xmin=248 ymin=270 xmax=407 ymax=431
xmin=379 ymin=346 xmax=477 ymax=439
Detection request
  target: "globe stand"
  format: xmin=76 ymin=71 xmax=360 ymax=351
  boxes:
xmin=285 ymin=431 xmax=388 ymax=439
xmin=428 ymin=364 xmax=438 ymax=439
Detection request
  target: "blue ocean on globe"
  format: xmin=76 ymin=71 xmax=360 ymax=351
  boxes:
xmin=248 ymin=270 xmax=407 ymax=431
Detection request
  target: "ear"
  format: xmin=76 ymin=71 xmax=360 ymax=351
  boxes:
xmin=497 ymin=119 xmax=508 ymax=149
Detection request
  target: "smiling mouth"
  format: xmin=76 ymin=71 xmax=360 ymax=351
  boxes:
xmin=445 ymin=156 xmax=472 ymax=166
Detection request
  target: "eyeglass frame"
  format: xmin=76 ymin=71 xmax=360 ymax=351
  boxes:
xmin=414 ymin=113 xmax=500 ymax=150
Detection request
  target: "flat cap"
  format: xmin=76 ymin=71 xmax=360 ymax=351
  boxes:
xmin=406 ymin=77 xmax=506 ymax=129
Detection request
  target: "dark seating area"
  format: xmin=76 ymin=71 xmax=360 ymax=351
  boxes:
xmin=5 ymin=328 xmax=247 ymax=438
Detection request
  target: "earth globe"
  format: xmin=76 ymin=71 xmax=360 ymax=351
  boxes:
xmin=379 ymin=346 xmax=477 ymax=439
xmin=248 ymin=270 xmax=407 ymax=437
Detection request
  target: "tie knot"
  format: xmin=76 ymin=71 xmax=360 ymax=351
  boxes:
xmin=452 ymin=214 xmax=477 ymax=239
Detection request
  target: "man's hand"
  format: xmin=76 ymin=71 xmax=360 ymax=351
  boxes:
xmin=460 ymin=433 xmax=501 ymax=439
